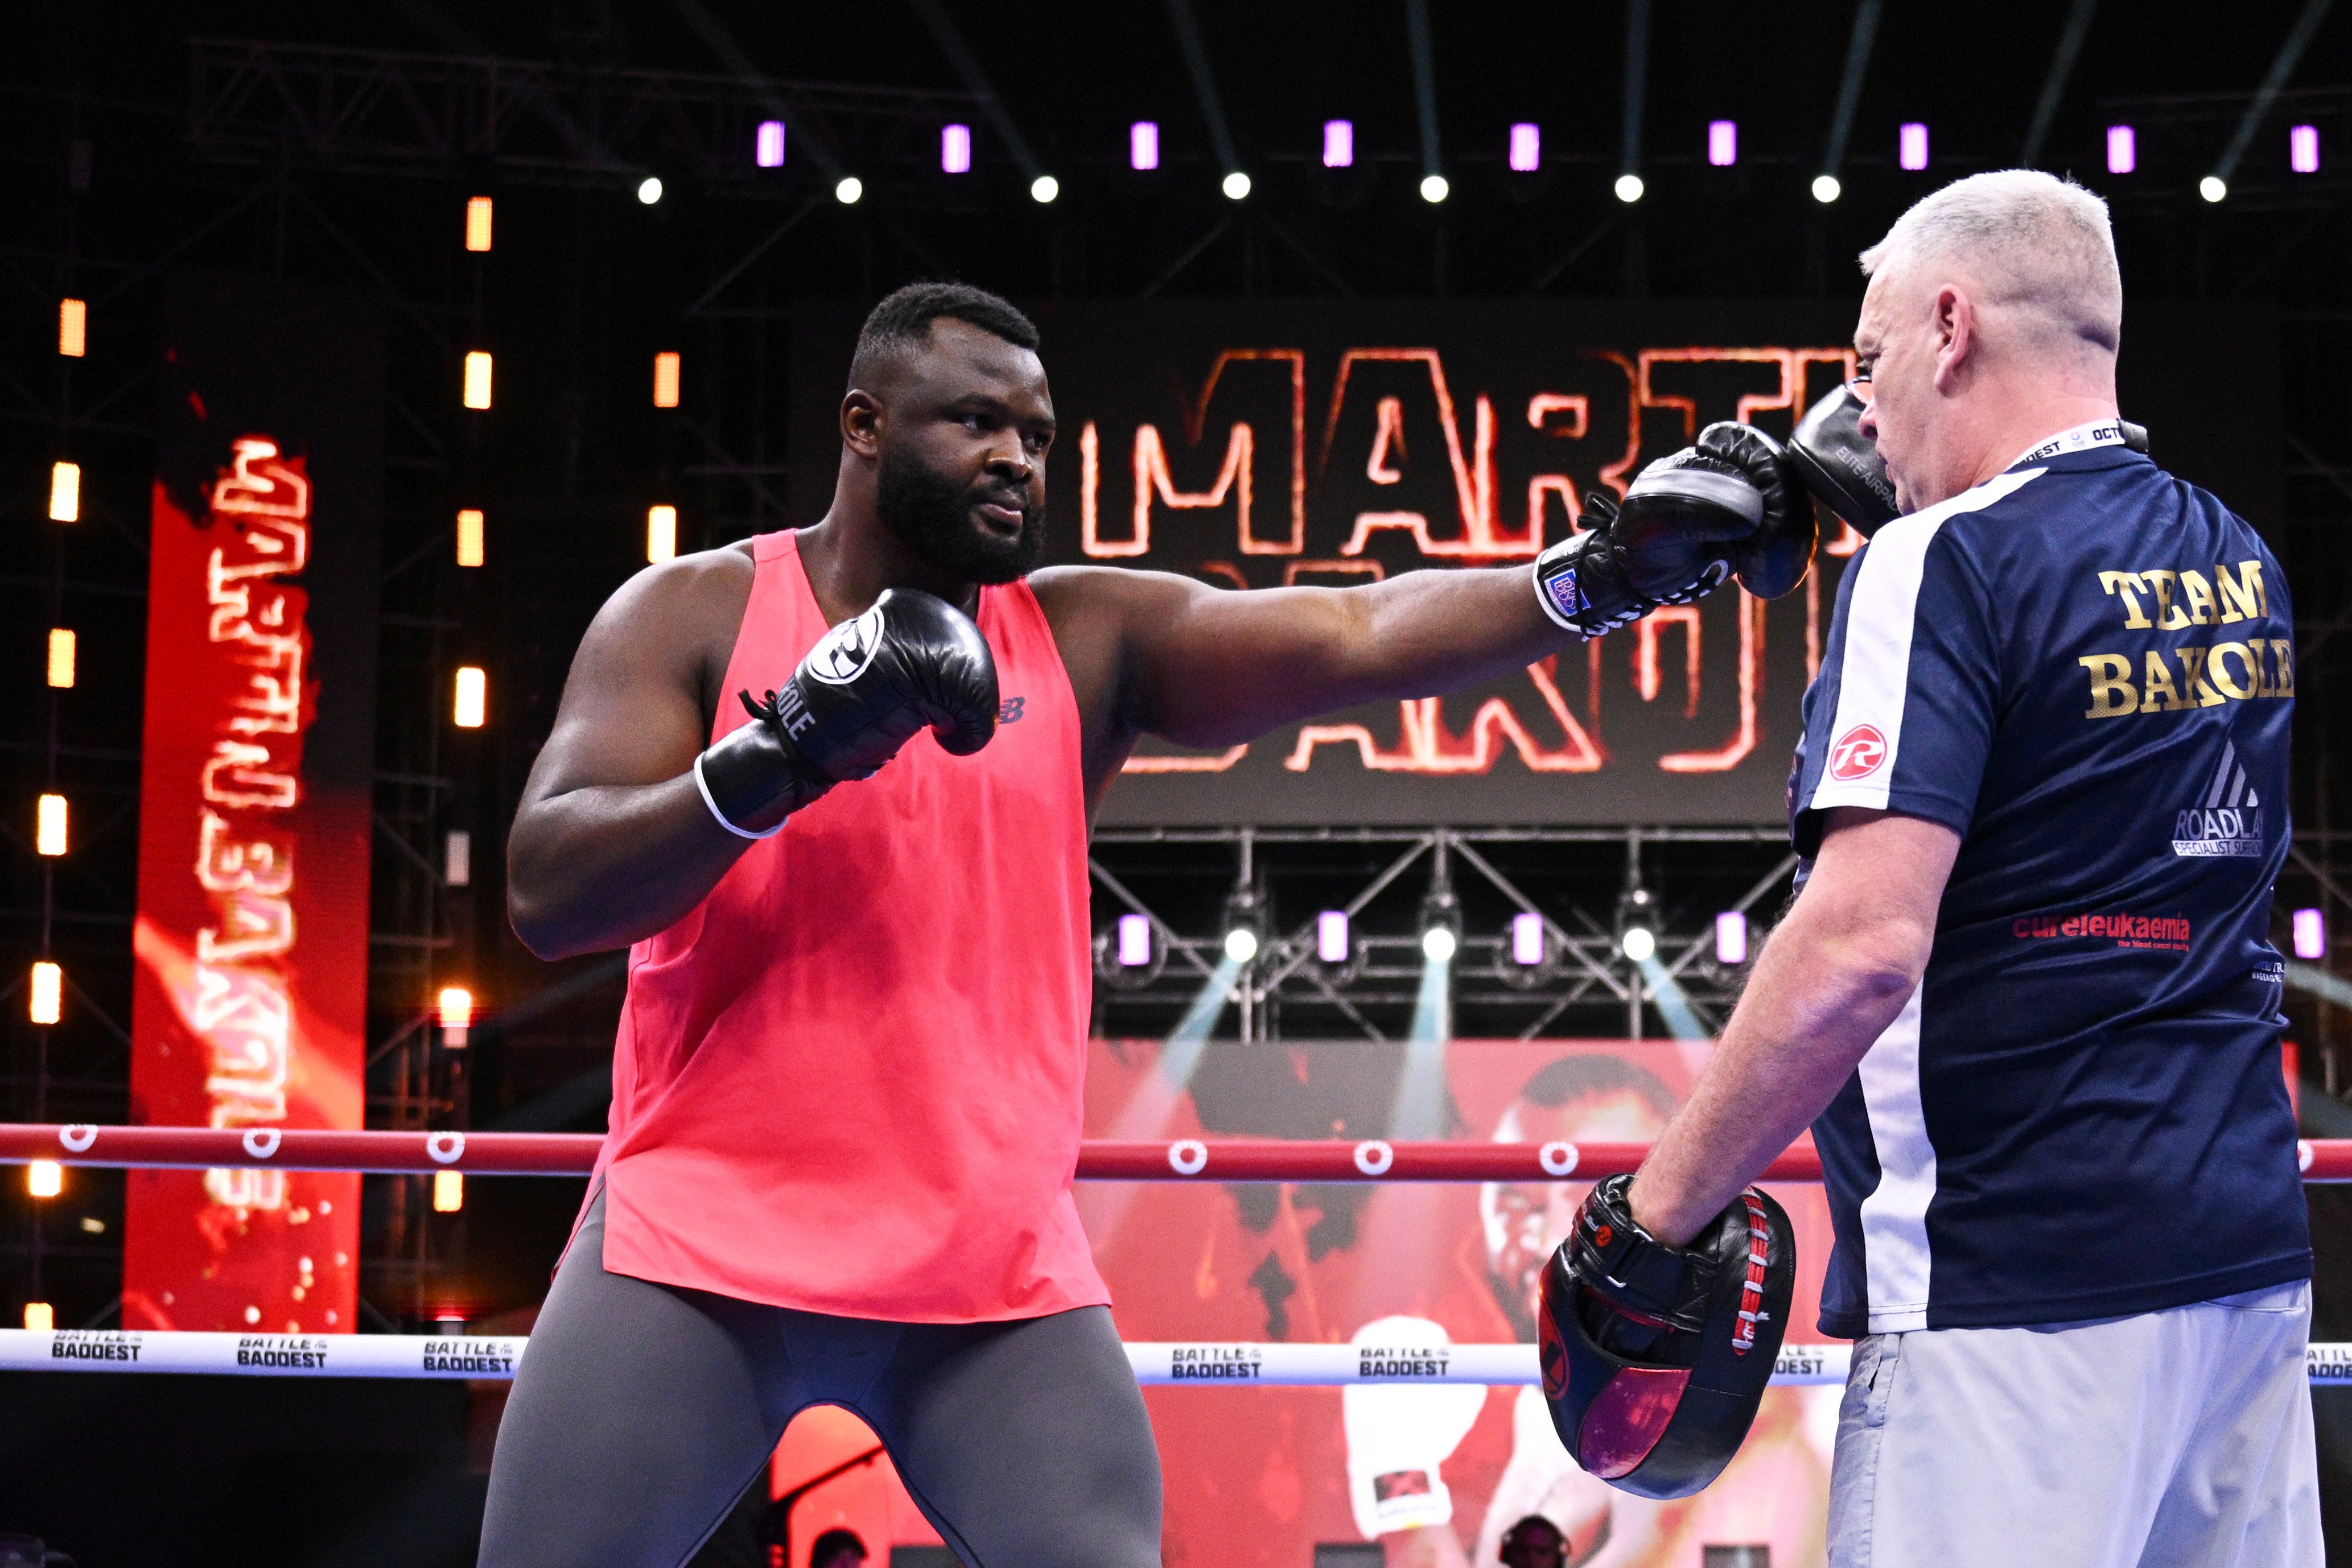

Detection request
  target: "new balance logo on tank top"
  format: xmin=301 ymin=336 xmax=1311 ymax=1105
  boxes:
xmin=1789 ymin=427 xmax=2309 ymax=1337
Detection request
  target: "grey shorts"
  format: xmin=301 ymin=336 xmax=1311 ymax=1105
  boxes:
xmin=1829 ymin=1282 xmax=2320 ymax=1568
xmin=477 ymin=1189 xmax=1163 ymax=1568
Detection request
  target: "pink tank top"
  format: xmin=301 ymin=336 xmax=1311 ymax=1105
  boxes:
xmin=591 ymin=530 xmax=1105 ymax=1322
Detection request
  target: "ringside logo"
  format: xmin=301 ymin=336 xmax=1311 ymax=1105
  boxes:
xmin=1828 ymin=724 xmax=1888 ymax=782
xmin=805 ymin=604 xmax=887 ymax=687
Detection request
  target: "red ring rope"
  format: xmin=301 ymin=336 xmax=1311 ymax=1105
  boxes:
xmin=3 ymin=1124 xmax=2349 ymax=1182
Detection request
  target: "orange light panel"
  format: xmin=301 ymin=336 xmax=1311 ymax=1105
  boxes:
xmin=465 ymin=196 xmax=494 ymax=253
xmin=36 ymin=794 xmax=66 ymax=857
xmin=47 ymin=628 xmax=76 ymax=688
xmin=28 ymin=1161 xmax=62 ymax=1199
xmin=48 ymin=461 xmax=80 ymax=522
xmin=437 ymin=986 xmax=474 ymax=1029
xmin=463 ymin=352 xmax=493 ymax=410
xmin=432 ymin=1170 xmax=465 ymax=1213
xmin=647 ymin=505 xmax=678 ymax=563
xmin=456 ymin=507 xmax=485 ymax=567
xmin=30 ymin=961 xmax=62 ymax=1025
xmin=453 ymin=667 xmax=487 ymax=728
xmin=59 ymin=298 xmax=86 ymax=357
xmin=23 ymin=1302 xmax=53 ymax=1332
xmin=653 ymin=351 xmax=681 ymax=408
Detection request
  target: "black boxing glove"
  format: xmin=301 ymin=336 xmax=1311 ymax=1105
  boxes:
xmin=1702 ymin=422 xmax=1815 ymax=600
xmin=691 ymin=587 xmax=999 ymax=838
xmin=1533 ymin=438 xmax=1766 ymax=637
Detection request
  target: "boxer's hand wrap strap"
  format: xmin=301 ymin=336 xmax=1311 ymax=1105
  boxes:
xmin=693 ymin=752 xmax=785 ymax=840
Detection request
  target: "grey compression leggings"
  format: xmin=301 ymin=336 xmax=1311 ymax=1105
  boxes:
xmin=478 ymin=1189 xmax=1163 ymax=1568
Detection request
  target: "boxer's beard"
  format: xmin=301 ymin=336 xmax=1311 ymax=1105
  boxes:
xmin=876 ymin=447 xmax=1047 ymax=584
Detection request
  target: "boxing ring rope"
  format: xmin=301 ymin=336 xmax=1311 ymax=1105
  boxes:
xmin=6 ymin=1124 xmax=2346 ymax=1386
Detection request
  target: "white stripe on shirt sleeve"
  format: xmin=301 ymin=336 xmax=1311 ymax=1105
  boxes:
xmin=1810 ymin=469 xmax=2042 ymax=814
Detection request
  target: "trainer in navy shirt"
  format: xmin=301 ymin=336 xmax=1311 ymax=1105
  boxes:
xmin=1790 ymin=424 xmax=2305 ymax=1336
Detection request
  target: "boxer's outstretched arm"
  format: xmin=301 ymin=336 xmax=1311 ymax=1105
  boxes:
xmin=1627 ymin=808 xmax=1958 ymax=1245
xmin=507 ymin=552 xmax=755 ymax=959
xmin=1040 ymin=563 xmax=1574 ymax=749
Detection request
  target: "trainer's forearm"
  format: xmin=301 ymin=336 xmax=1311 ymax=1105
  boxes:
xmin=506 ymin=775 xmax=748 ymax=959
xmin=1627 ymin=896 xmax=1923 ymax=1247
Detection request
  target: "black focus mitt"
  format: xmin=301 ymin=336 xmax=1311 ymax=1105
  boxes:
xmin=1537 ymin=1173 xmax=1794 ymax=1500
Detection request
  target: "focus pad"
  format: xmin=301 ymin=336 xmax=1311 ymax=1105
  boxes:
xmin=1785 ymin=385 xmax=1899 ymax=537
xmin=1702 ymin=422 xmax=1815 ymax=601
xmin=1538 ymin=1186 xmax=1795 ymax=1500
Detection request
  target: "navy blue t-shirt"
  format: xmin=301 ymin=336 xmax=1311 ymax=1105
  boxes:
xmin=1790 ymin=428 xmax=2308 ymax=1337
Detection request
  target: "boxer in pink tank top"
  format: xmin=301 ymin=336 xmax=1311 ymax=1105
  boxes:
xmin=487 ymin=284 xmax=1801 ymax=1568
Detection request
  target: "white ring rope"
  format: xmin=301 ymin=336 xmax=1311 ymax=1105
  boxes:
xmin=9 ymin=1331 xmax=2352 ymax=1388
xmin=240 ymin=1129 xmax=282 ymax=1160
xmin=1167 ymin=1140 xmax=1208 ymax=1176
xmin=1538 ymin=1141 xmax=1579 ymax=1177
xmin=426 ymin=1132 xmax=466 ymax=1166
xmin=1352 ymin=1140 xmax=1395 ymax=1177
xmin=58 ymin=1125 xmax=97 ymax=1153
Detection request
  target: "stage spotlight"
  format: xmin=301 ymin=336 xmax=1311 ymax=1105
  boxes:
xmin=465 ymin=196 xmax=493 ymax=252
xmin=1223 ymin=926 xmax=1259 ymax=964
xmin=1323 ymin=121 xmax=1354 ymax=168
xmin=1618 ymin=883 xmax=1657 ymax=962
xmin=462 ymin=352 xmax=493 ymax=410
xmin=1117 ymin=912 xmax=1152 ymax=966
xmin=1811 ymin=173 xmax=1842 ymax=204
xmin=646 ymin=505 xmax=678 ymax=563
xmin=1613 ymin=172 xmax=1644 ymax=203
xmin=2294 ymin=907 xmax=2326 ymax=960
xmin=1899 ymin=122 xmax=1929 ymax=171
xmin=1708 ymin=121 xmax=1736 ymax=167
xmin=2107 ymin=125 xmax=2136 ymax=175
xmin=36 ymin=794 xmax=66 ymax=857
xmin=1715 ymin=910 xmax=1749 ymax=965
xmin=30 ymin=961 xmax=61 ymax=1025
xmin=1422 ymin=925 xmax=1458 ymax=963
xmin=1419 ymin=878 xmax=1462 ymax=964
xmin=1620 ymin=924 xmax=1656 ymax=963
xmin=28 ymin=1161 xmax=61 ymax=1199
xmin=1419 ymin=173 xmax=1449 ymax=203
xmin=1131 ymin=122 xmax=1160 ymax=172
xmin=1509 ymin=123 xmax=1540 ymax=172
xmin=756 ymin=120 xmax=786 ymax=168
xmin=456 ymin=509 xmax=485 ymax=567
xmin=48 ymin=461 xmax=79 ymax=522
xmin=1030 ymin=174 xmax=1060 ymax=204
xmin=2290 ymin=125 xmax=2320 ymax=174
xmin=1222 ymin=884 xmax=1265 ymax=964
xmin=47 ymin=628 xmax=75 ymax=688
xmin=58 ymin=297 xmax=86 ymax=356
xmin=636 ymin=176 xmax=663 ymax=205
xmin=1222 ymin=170 xmax=1252 ymax=201
xmin=453 ymin=666 xmax=487 ymax=729
xmin=2199 ymin=175 xmax=2226 ymax=203
xmin=835 ymin=175 xmax=864 ymax=204
xmin=1317 ymin=910 xmax=1350 ymax=964
xmin=942 ymin=124 xmax=972 ymax=174
xmin=1510 ymin=911 xmax=1545 ymax=966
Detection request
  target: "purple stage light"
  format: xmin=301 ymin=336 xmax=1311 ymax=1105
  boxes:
xmin=1318 ymin=910 xmax=1350 ymax=964
xmin=2291 ymin=125 xmax=2320 ymax=174
xmin=1130 ymin=121 xmax=1160 ymax=172
xmin=1900 ymin=122 xmax=1929 ymax=171
xmin=1715 ymin=911 xmax=1749 ymax=965
xmin=755 ymin=121 xmax=785 ymax=168
xmin=2107 ymin=125 xmax=2135 ymax=175
xmin=1509 ymin=123 xmax=1540 ymax=172
xmin=1707 ymin=121 xmax=1736 ymax=167
xmin=1511 ymin=911 xmax=1545 ymax=966
xmin=1323 ymin=120 xmax=1354 ymax=169
xmin=942 ymin=123 xmax=972 ymax=174
xmin=1117 ymin=913 xmax=1151 ymax=966
xmin=2294 ymin=907 xmax=2326 ymax=961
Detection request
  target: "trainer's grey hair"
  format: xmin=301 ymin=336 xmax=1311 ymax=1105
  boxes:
xmin=1859 ymin=170 xmax=2122 ymax=356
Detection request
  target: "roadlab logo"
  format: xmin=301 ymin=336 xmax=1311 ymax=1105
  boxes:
xmin=2174 ymin=739 xmax=2264 ymax=858
xmin=1828 ymin=723 xmax=1888 ymax=782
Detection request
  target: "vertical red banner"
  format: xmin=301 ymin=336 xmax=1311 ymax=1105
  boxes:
xmin=126 ymin=276 xmax=382 ymax=1332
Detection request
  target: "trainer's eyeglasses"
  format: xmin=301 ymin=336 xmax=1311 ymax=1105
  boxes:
xmin=1843 ymin=362 xmax=1876 ymax=401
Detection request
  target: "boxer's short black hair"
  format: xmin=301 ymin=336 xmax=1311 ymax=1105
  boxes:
xmin=852 ymin=282 xmax=1038 ymax=387
xmin=1519 ymin=1053 xmax=1677 ymax=1118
